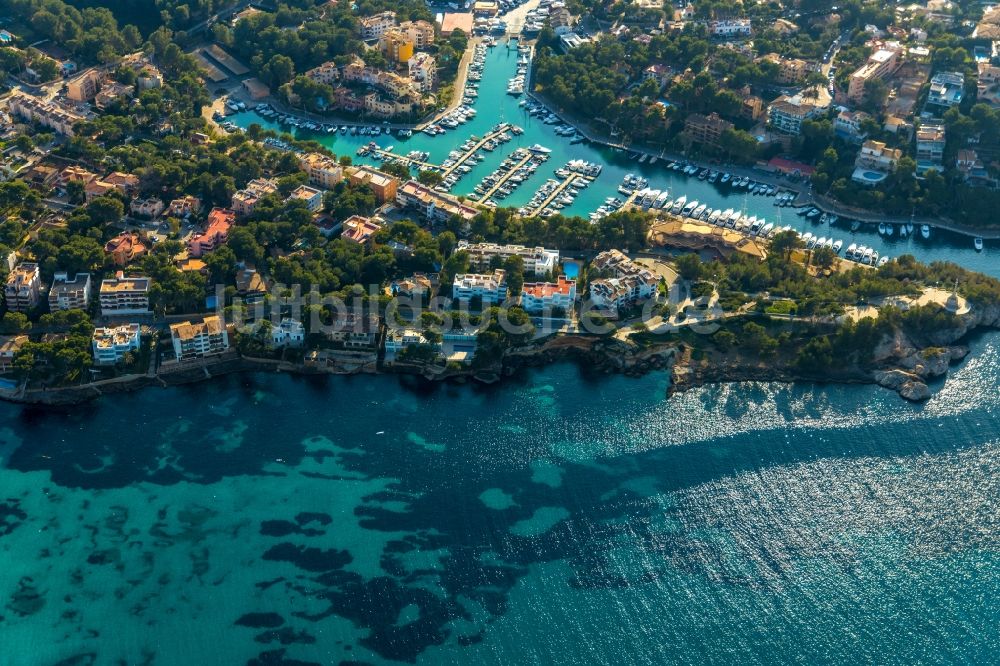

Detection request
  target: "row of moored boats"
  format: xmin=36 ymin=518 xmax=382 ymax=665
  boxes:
xmin=471 ymin=146 xmax=550 ymax=205
xmin=624 ymin=176 xmax=890 ymax=266
xmin=254 ymin=104 xmax=414 ymax=138
xmin=520 ymin=100 xmax=587 ymax=144
xmin=507 ymin=44 xmax=531 ymax=95
xmin=520 ymin=161 xmax=598 ymax=217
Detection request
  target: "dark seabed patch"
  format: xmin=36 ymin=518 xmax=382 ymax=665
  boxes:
xmin=247 ymin=648 xmax=322 ymax=666
xmin=0 ymin=498 xmax=26 ymax=536
xmin=262 ymin=543 xmax=353 ymax=572
xmin=236 ymin=612 xmax=286 ymax=629
xmin=254 ymin=627 xmax=317 ymax=645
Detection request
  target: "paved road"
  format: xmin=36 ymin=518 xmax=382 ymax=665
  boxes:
xmin=504 ymin=0 xmax=542 ymax=34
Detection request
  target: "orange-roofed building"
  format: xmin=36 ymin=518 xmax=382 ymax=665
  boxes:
xmin=187 ymin=207 xmax=235 ymax=257
xmin=348 ymin=166 xmax=398 ymax=204
xmin=104 ymin=232 xmax=147 ymax=266
xmin=103 ymin=172 xmax=139 ymax=196
xmin=84 ymin=179 xmax=116 ymax=202
xmin=521 ymin=275 xmax=577 ymax=312
xmin=341 ymin=215 xmax=382 ymax=245
xmin=58 ymin=166 xmax=97 ymax=188
xmin=440 ymin=12 xmax=473 ymax=35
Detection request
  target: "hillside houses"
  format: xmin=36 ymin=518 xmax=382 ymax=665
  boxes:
xmin=299 ymin=10 xmax=439 ymax=120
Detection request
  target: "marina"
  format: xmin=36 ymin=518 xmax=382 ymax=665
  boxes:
xmin=523 ymin=160 xmax=600 ymax=217
xmin=228 ymin=37 xmax=996 ymax=276
xmin=469 ymin=145 xmax=550 ymax=205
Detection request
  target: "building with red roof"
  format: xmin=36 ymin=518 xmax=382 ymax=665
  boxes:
xmin=766 ymin=156 xmax=816 ymax=177
xmin=187 ymin=207 xmax=235 ymax=257
xmin=521 ymin=275 xmax=577 ymax=313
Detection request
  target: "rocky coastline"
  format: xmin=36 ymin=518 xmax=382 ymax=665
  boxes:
xmin=3 ymin=304 xmax=996 ymax=407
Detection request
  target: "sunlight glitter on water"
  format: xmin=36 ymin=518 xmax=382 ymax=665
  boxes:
xmin=500 ymin=339 xmax=1000 ymax=463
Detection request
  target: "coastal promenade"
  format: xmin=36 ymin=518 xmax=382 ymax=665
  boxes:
xmin=416 ymin=38 xmax=479 ymax=130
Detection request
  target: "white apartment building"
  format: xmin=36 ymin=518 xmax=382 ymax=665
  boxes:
xmin=92 ymin=324 xmax=141 ymax=365
xmin=271 ymin=318 xmax=305 ymax=348
xmin=49 ymin=272 xmax=91 ymax=311
xmin=458 ymin=241 xmax=560 ymax=277
xmin=407 ymin=52 xmax=437 ymax=93
xmin=452 ymin=270 xmax=507 ymax=304
xmin=4 ymin=262 xmax=41 ymax=312
xmin=8 ymin=92 xmax=83 ymax=136
xmin=359 ymin=11 xmax=397 ymax=40
xmin=170 ymin=316 xmax=229 ymax=361
xmin=708 ymin=19 xmax=751 ymax=37
xmin=589 ymin=277 xmax=656 ymax=311
xmin=99 ymin=273 xmax=151 ymax=316
xmin=588 ymin=250 xmax=658 ymax=311
xmin=768 ymin=93 xmax=824 ymax=135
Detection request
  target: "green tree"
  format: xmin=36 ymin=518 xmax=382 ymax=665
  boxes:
xmin=503 ymin=255 xmax=525 ymax=299
xmin=674 ymin=252 xmax=704 ymax=281
xmin=0 ymin=312 xmax=30 ymax=334
xmin=417 ymin=170 xmax=443 ymax=187
xmin=771 ymin=229 xmax=803 ymax=260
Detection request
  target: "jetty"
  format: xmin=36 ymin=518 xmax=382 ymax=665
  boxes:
xmin=440 ymin=123 xmax=512 ymax=179
xmin=526 ymin=171 xmax=595 ymax=217
xmin=470 ymin=150 xmax=535 ymax=202
xmin=367 ymin=147 xmax=439 ymax=171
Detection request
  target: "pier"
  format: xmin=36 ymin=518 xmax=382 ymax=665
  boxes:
xmin=526 ymin=171 xmax=594 ymax=218
xmin=621 ymin=189 xmax=643 ymax=210
xmin=440 ymin=123 xmax=513 ymax=179
xmin=367 ymin=147 xmax=440 ymax=171
xmin=469 ymin=150 xmax=535 ymax=202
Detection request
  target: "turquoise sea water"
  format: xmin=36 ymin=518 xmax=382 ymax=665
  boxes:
xmin=2 ymin=347 xmax=1000 ymax=664
xmin=229 ymin=42 xmax=995 ymax=272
